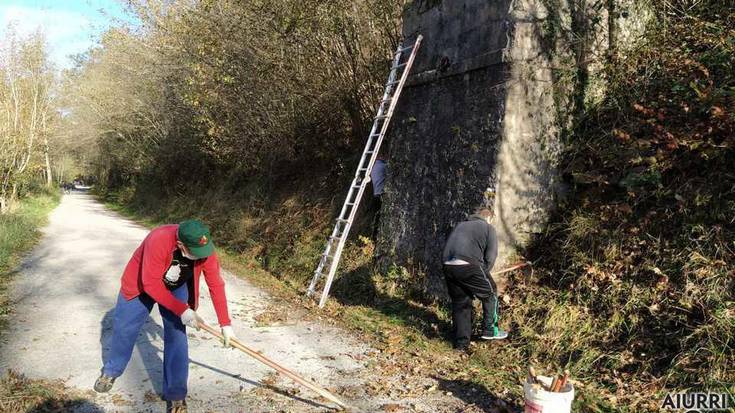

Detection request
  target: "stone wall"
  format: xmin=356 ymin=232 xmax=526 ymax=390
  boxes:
xmin=377 ymin=0 xmax=649 ymax=297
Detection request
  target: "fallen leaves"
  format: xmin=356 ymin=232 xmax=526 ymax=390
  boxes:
xmin=0 ymin=371 xmax=97 ymax=412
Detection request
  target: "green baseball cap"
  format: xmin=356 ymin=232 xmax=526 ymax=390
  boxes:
xmin=177 ymin=220 xmax=215 ymax=258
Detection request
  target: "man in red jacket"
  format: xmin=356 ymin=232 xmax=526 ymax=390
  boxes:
xmin=94 ymin=220 xmax=236 ymax=412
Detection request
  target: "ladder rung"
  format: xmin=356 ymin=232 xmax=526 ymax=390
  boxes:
xmin=393 ymin=62 xmax=407 ymax=69
xmin=375 ymin=114 xmax=389 ymax=120
xmin=336 ymin=218 xmax=350 ymax=223
xmin=387 ymin=80 xmax=400 ymax=86
xmin=398 ymin=44 xmax=414 ymax=53
xmin=380 ymin=98 xmax=392 ymax=104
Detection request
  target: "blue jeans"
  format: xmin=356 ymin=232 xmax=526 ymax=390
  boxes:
xmin=102 ymin=284 xmax=189 ymax=401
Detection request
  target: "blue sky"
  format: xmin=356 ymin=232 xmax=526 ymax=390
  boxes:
xmin=0 ymin=0 xmax=136 ymax=68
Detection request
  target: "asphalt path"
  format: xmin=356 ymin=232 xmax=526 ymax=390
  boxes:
xmin=0 ymin=192 xmax=369 ymax=412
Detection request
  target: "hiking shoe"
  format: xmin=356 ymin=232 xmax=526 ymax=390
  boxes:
xmin=480 ymin=328 xmax=509 ymax=340
xmin=93 ymin=374 xmax=115 ymax=393
xmin=167 ymin=399 xmax=188 ymax=413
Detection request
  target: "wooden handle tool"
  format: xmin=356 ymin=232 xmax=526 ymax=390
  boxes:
xmin=549 ymin=376 xmax=559 ymax=392
xmin=557 ymin=369 xmax=570 ymax=392
xmin=491 ymin=261 xmax=531 ymax=276
xmin=198 ymin=322 xmax=348 ymax=410
xmin=527 ymin=366 xmax=538 ymax=384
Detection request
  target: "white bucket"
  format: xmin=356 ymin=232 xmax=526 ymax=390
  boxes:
xmin=524 ymin=375 xmax=575 ymax=413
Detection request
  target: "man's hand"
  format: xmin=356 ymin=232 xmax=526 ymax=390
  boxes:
xmin=221 ymin=325 xmax=237 ymax=348
xmin=180 ymin=308 xmax=204 ymax=330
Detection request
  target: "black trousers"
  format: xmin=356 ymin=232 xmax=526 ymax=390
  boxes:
xmin=371 ymin=194 xmax=382 ymax=240
xmin=443 ymin=264 xmax=499 ymax=346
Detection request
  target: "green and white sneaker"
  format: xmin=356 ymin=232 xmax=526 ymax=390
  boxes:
xmin=480 ymin=328 xmax=508 ymax=340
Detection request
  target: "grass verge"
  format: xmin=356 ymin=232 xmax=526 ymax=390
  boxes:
xmin=0 ymin=191 xmax=60 ymax=330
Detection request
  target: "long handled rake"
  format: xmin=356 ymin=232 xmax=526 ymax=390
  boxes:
xmin=197 ymin=322 xmax=348 ymax=410
xmin=491 ymin=261 xmax=531 ymax=276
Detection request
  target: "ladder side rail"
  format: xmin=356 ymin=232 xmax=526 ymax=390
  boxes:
xmin=319 ymin=45 xmax=405 ymax=259
xmin=307 ymin=248 xmax=331 ymax=295
xmin=333 ymin=185 xmax=358 ymax=231
xmin=384 ymin=47 xmax=403 ymax=93
xmin=308 ymin=220 xmax=347 ymax=295
xmin=308 ymin=215 xmax=348 ymax=295
xmin=307 ymin=162 xmax=372 ymax=295
xmin=353 ymin=135 xmax=378 ymax=181
xmin=344 ymin=35 xmax=424 ymax=228
xmin=336 ymin=48 xmax=404 ymax=228
xmin=309 ymin=38 xmax=422 ymax=303
xmin=316 ymin=101 xmax=402 ymax=303
xmin=312 ymin=127 xmax=385 ymax=299
xmin=318 ymin=220 xmax=354 ymax=307
xmin=360 ymin=35 xmax=424 ymax=194
xmin=349 ymin=60 xmax=406 ymax=194
xmin=370 ymin=35 xmax=423 ymax=162
xmin=317 ymin=37 xmax=423 ymax=306
xmin=308 ymin=228 xmax=340 ymax=295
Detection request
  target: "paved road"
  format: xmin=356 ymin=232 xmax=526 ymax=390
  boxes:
xmin=0 ymin=193 xmax=368 ymax=412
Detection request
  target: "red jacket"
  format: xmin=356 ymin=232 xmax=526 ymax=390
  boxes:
xmin=120 ymin=224 xmax=231 ymax=326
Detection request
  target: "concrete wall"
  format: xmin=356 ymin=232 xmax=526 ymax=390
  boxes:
xmin=376 ymin=0 xmax=512 ymax=296
xmin=377 ymin=0 xmax=648 ymax=297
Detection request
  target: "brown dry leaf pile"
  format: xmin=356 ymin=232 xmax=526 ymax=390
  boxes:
xmin=0 ymin=370 xmax=98 ymax=413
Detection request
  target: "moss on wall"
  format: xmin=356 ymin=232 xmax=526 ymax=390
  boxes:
xmin=378 ymin=0 xmax=650 ymax=297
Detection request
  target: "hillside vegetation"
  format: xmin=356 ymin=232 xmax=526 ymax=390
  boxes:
xmin=62 ymin=0 xmax=733 ymax=411
xmin=503 ymin=3 xmax=735 ymax=408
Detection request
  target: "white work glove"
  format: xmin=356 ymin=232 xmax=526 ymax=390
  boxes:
xmin=164 ymin=265 xmax=181 ymax=283
xmin=180 ymin=308 xmax=203 ymax=330
xmin=221 ymin=325 xmax=237 ymax=348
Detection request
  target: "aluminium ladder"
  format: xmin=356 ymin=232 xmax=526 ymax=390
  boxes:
xmin=306 ymin=35 xmax=423 ymax=308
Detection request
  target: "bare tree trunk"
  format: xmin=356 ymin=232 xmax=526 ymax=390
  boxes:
xmin=42 ymin=112 xmax=52 ymax=187
xmin=17 ymin=82 xmax=39 ymax=175
xmin=45 ymin=150 xmax=53 ymax=186
xmin=0 ymin=171 xmax=11 ymax=214
xmin=10 ymin=182 xmax=18 ymax=207
xmin=57 ymin=161 xmax=65 ymax=185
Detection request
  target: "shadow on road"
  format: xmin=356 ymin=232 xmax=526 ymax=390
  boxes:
xmin=99 ymin=307 xmax=331 ymax=410
xmin=27 ymin=399 xmax=104 ymax=413
xmin=434 ymin=376 xmax=520 ymax=413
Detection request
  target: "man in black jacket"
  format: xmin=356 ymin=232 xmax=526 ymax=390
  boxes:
xmin=442 ymin=208 xmax=506 ymax=350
